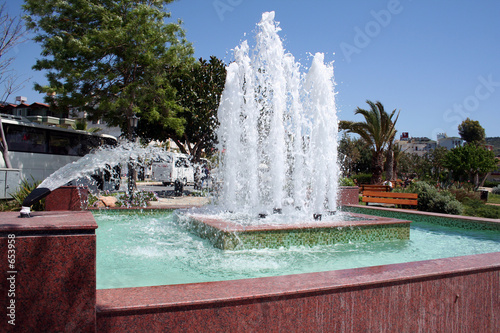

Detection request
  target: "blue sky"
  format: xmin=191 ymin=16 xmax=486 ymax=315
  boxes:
xmin=6 ymin=0 xmax=500 ymax=139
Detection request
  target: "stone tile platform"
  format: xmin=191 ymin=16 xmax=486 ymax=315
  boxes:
xmin=178 ymin=212 xmax=411 ymax=250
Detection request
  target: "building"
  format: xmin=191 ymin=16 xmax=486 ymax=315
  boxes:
xmin=395 ymin=132 xmax=465 ymax=156
xmin=0 ymin=101 xmax=75 ymax=128
xmin=436 ymin=133 xmax=463 ymax=150
xmin=0 ymin=98 xmax=121 ymax=137
xmin=395 ymin=133 xmax=436 ymax=156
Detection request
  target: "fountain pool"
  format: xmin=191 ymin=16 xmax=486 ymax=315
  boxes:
xmin=94 ymin=209 xmax=500 ymax=289
xmin=8 ymin=10 xmax=499 ymax=331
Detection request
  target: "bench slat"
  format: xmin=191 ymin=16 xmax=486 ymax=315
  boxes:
xmin=362 ymin=197 xmax=418 ymax=206
xmin=363 ymin=191 xmax=418 ymax=199
xmin=359 ymin=185 xmax=391 ymax=192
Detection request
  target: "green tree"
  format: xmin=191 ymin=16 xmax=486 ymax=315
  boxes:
xmin=340 ymin=100 xmax=400 ymax=184
xmin=137 ymin=56 xmax=226 ymax=160
xmin=23 ymin=0 xmax=194 ymax=139
xmin=398 ymin=152 xmax=430 ymax=180
xmin=338 ymin=133 xmax=372 ymax=176
xmin=427 ymin=146 xmax=449 ymax=182
xmin=443 ymin=144 xmax=498 ymax=187
xmin=458 ymin=118 xmax=486 ymax=145
xmin=338 ymin=133 xmax=360 ymax=177
xmin=398 ymin=147 xmax=451 ymax=184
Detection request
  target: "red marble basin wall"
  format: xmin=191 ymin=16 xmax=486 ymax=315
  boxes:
xmin=45 ymin=186 xmax=88 ymax=211
xmin=0 ymin=211 xmax=97 ymax=332
xmin=0 ymin=209 xmax=498 ymax=332
xmin=96 ymin=253 xmax=499 ymax=332
xmin=338 ymin=186 xmax=359 ymax=206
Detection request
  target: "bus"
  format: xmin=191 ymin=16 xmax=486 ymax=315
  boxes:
xmin=151 ymin=152 xmax=211 ymax=190
xmin=151 ymin=153 xmax=195 ymax=186
xmin=0 ymin=113 xmax=118 ymax=198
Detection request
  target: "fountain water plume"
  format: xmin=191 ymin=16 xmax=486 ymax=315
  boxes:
xmin=21 ymin=141 xmax=168 ymax=214
xmin=216 ymin=11 xmax=339 ymax=219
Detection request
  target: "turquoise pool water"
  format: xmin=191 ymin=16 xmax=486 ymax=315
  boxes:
xmin=94 ymin=210 xmax=500 ymax=289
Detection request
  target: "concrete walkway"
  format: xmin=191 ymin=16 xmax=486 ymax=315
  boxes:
xmin=148 ymin=196 xmax=211 ymax=208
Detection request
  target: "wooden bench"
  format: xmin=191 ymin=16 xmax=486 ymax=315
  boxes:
xmin=362 ymin=191 xmax=418 ymax=208
xmin=359 ymin=184 xmax=391 ymax=194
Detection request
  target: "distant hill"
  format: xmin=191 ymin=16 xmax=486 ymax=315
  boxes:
xmin=486 ymin=137 xmax=500 ymax=156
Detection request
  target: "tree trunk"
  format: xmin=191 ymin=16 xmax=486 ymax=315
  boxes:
xmin=479 ymin=173 xmax=489 ymax=187
xmin=172 ymin=138 xmax=188 ymax=155
xmin=371 ymin=151 xmax=384 ymax=184
xmin=385 ymin=149 xmax=394 ymax=182
xmin=0 ymin=117 xmax=13 ymax=168
xmin=392 ymin=157 xmax=398 ymax=181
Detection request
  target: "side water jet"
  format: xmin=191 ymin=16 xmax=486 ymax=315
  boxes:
xmin=19 ymin=141 xmax=166 ymax=217
xmin=215 ymin=11 xmax=339 ymax=219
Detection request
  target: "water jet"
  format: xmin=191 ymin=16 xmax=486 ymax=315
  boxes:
xmin=182 ymin=11 xmax=408 ymax=247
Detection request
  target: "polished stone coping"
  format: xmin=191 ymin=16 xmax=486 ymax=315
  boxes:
xmin=344 ymin=204 xmax=500 ymax=225
xmin=96 ymin=252 xmax=500 ymax=314
xmin=0 ymin=210 xmax=97 ymax=233
xmin=184 ymin=212 xmax=411 ymax=232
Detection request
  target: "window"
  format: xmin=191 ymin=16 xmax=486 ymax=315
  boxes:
xmin=48 ymin=131 xmax=81 ymax=156
xmin=4 ymin=124 xmax=47 ymax=153
xmin=3 ymin=123 xmax=116 ymax=156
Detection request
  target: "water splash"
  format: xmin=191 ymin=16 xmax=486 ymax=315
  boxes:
xmin=38 ymin=141 xmax=163 ymax=192
xmin=216 ymin=11 xmax=339 ymax=218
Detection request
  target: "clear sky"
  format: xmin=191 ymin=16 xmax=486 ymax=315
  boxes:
xmin=6 ymin=0 xmax=500 ymax=139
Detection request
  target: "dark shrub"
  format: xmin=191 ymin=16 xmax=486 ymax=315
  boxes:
xmin=450 ymin=188 xmax=480 ymax=203
xmin=483 ymin=180 xmax=500 ymax=188
xmin=351 ymin=173 xmax=372 ymax=184
xmin=407 ymin=181 xmax=463 ymax=215
xmin=462 ymin=197 xmax=500 ymax=219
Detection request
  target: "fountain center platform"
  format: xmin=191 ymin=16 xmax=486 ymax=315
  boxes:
xmin=178 ymin=212 xmax=411 ymax=250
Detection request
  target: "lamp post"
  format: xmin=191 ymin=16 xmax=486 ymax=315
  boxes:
xmin=127 ymin=114 xmax=140 ymax=197
xmin=128 ymin=114 xmax=140 ymax=141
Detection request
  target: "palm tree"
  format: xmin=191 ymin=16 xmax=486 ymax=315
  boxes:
xmin=340 ymin=100 xmax=399 ymax=184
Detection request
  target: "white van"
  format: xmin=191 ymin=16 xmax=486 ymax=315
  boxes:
xmin=151 ymin=153 xmax=194 ymax=186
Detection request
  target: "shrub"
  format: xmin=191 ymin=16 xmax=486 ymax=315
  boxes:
xmin=462 ymin=197 xmax=500 ymax=219
xmin=483 ymin=180 xmax=500 ymax=188
xmin=351 ymin=173 xmax=372 ymax=185
xmin=492 ymin=185 xmax=500 ymax=195
xmin=449 ymin=188 xmax=480 ymax=203
xmin=0 ymin=199 xmax=19 ymax=212
xmin=339 ymin=177 xmax=356 ymax=186
xmin=406 ymin=181 xmax=463 ymax=215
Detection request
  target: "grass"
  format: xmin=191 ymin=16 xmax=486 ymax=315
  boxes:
xmin=488 ymin=193 xmax=500 ymax=205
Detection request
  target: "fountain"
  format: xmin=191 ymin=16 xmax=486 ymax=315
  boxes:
xmin=2 ymin=11 xmax=498 ymax=332
xmin=179 ymin=11 xmax=410 ymax=248
xmin=17 ymin=11 xmax=410 ymax=249
xmin=216 ymin=11 xmax=338 ymax=218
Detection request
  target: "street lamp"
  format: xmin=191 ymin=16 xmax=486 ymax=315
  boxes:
xmin=127 ymin=113 xmax=140 ymax=197
xmin=128 ymin=114 xmax=140 ymax=141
